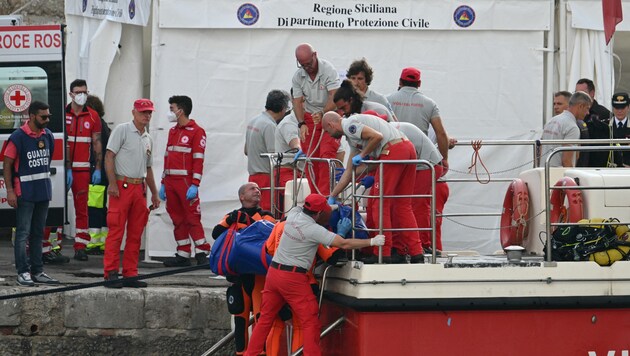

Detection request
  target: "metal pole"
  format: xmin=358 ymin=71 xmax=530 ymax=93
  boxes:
xmin=430 ymin=164 xmax=436 ymax=264
xmin=290 ymin=316 xmax=346 ymax=356
xmin=378 ymin=162 xmax=384 ymax=264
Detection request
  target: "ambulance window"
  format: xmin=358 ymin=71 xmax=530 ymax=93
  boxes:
xmin=0 ymin=66 xmax=48 ymax=130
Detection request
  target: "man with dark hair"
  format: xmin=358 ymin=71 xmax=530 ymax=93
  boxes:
xmin=387 ymin=67 xmax=450 ymax=175
xmin=245 ymin=90 xmax=291 ymax=211
xmin=292 ymin=43 xmax=341 ymax=196
xmin=610 ymin=92 xmax=630 ymax=167
xmin=66 ymin=79 xmax=103 ymax=261
xmin=346 ymin=58 xmax=393 ymax=110
xmin=244 ymin=193 xmax=384 ymax=356
xmin=575 ymin=78 xmax=612 ymax=167
xmin=553 ymin=91 xmax=572 ymax=115
xmin=334 ymin=79 xmax=395 ymax=121
xmin=4 ymin=101 xmax=60 ymax=286
xmin=160 ymin=95 xmax=210 ymax=267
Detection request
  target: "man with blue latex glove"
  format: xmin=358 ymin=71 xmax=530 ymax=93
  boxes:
xmin=161 ymin=95 xmax=210 ymax=268
xmin=66 ymin=168 xmax=73 ymax=189
xmin=159 ymin=184 xmax=166 ymax=201
xmin=336 ymin=217 xmax=352 ymax=237
xmin=186 ymin=184 xmax=199 ymax=200
xmin=351 ymin=154 xmax=364 ymax=166
xmin=91 ymin=169 xmax=101 ymax=185
xmin=293 ymin=149 xmax=305 ymax=163
xmin=327 ymin=196 xmax=336 ymax=206
xmin=360 ymin=175 xmax=374 ymax=188
xmin=334 ymin=167 xmax=345 ymax=182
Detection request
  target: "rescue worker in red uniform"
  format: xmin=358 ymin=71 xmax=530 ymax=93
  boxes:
xmin=159 ymin=95 xmax=210 ymax=267
xmin=244 ymin=194 xmax=384 ymax=356
xmin=212 ymin=182 xmax=276 ymax=356
xmin=65 ymin=79 xmax=102 ymax=261
xmin=103 ymin=99 xmax=160 ymax=288
xmin=324 ymin=111 xmax=424 ymax=264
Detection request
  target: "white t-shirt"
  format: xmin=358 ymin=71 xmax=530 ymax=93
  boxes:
xmin=390 ymin=121 xmax=442 ymax=169
xmin=387 ymin=86 xmax=440 ymax=134
xmin=292 ymin=58 xmax=341 ymax=114
xmin=342 ymin=114 xmax=404 ymax=157
xmin=540 ymin=110 xmax=580 ymax=167
xmin=245 ymin=111 xmax=276 ymax=174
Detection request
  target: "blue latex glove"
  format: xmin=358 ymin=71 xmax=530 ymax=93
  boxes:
xmin=360 ymin=175 xmax=375 ymax=188
xmin=352 ymin=154 xmax=364 ymax=166
xmin=327 ymin=196 xmax=337 ymax=206
xmin=293 ymin=149 xmax=305 ymax=163
xmin=186 ymin=184 xmax=198 ymax=200
xmin=159 ymin=184 xmax=166 ymax=201
xmin=66 ymin=169 xmax=73 ymax=188
xmin=337 ymin=217 xmax=352 ymax=238
xmin=91 ymin=169 xmax=101 ymax=185
xmin=334 ymin=167 xmax=345 ymax=182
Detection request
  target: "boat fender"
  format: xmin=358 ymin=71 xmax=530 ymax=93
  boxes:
xmin=500 ymin=178 xmax=530 ymax=248
xmin=549 ymin=177 xmax=583 ymax=229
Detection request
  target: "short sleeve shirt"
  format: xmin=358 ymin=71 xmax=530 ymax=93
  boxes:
xmin=387 ymin=87 xmax=440 ymax=134
xmin=275 ymin=112 xmax=299 ymax=154
xmin=107 ymin=121 xmax=153 ymax=178
xmin=292 ymin=58 xmax=341 ymax=114
xmin=342 ymin=114 xmax=404 ymax=157
xmin=361 ymin=101 xmax=395 ymax=122
xmin=273 ymin=207 xmax=337 ymax=269
xmin=245 ymin=111 xmax=276 ymax=174
xmin=541 ymin=110 xmax=580 ymax=167
xmin=365 ymin=88 xmax=394 ymax=112
xmin=390 ymin=122 xmax=442 ymax=169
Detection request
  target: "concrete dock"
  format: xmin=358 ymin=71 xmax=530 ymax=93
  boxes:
xmin=0 ymin=236 xmax=233 ymax=356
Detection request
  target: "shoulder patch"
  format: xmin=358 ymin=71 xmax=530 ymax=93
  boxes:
xmin=349 ymin=125 xmax=357 ymax=134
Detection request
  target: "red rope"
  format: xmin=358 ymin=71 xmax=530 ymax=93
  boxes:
xmin=468 ymin=140 xmax=491 ymax=184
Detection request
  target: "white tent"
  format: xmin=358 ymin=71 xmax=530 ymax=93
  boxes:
xmin=64 ymin=0 xmax=627 ymax=256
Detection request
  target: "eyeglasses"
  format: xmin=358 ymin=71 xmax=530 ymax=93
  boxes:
xmin=296 ymin=54 xmax=316 ymax=69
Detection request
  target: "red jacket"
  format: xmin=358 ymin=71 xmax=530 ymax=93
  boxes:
xmin=163 ymin=120 xmax=206 ymax=186
xmin=65 ymin=105 xmax=101 ymax=172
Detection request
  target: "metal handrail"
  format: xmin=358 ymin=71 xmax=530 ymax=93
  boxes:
xmin=200 ymin=316 xmax=254 ymax=356
xmin=290 ymin=316 xmax=346 ymax=356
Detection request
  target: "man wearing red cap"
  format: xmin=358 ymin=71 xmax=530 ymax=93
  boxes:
xmin=102 ymin=98 xmax=160 ymax=288
xmin=244 ymin=193 xmax=384 ymax=356
xmin=387 ymin=67 xmax=450 ymax=174
xmin=323 ymin=111 xmax=424 ymax=264
xmin=292 ymin=43 xmax=341 ymax=196
xmin=65 ymin=79 xmax=103 ymax=261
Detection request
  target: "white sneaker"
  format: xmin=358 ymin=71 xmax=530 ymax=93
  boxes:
xmin=32 ymin=272 xmax=60 ymax=285
xmin=17 ymin=272 xmax=35 ymax=286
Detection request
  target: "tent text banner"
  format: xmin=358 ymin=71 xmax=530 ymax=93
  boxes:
xmin=65 ymin=0 xmax=151 ymax=26
xmin=158 ymin=0 xmax=551 ymax=31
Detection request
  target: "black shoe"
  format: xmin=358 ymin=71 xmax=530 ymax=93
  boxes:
xmin=43 ymin=251 xmax=70 ymax=264
xmin=74 ymin=249 xmax=88 ymax=261
xmin=104 ymin=271 xmax=123 ymax=289
xmin=195 ymin=252 xmax=208 ymax=266
xmin=410 ymin=254 xmax=425 ymax=264
xmin=163 ymin=254 xmax=191 ymax=267
xmin=122 ymin=279 xmax=147 ymax=288
xmin=390 ymin=249 xmax=407 ymax=264
xmin=423 ymin=247 xmax=442 ymax=257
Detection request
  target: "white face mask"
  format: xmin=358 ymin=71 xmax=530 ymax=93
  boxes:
xmin=167 ymin=111 xmax=178 ymax=122
xmin=73 ymin=93 xmax=87 ymax=106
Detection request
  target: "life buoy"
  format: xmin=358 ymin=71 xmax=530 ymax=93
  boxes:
xmin=500 ymin=179 xmax=530 ymax=248
xmin=549 ymin=177 xmax=583 ymax=230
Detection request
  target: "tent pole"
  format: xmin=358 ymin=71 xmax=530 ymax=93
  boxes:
xmin=545 ymin=0 xmax=556 ymax=125
xmin=559 ymin=0 xmax=567 ymax=91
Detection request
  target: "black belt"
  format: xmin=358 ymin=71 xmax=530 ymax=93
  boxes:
xmin=270 ymin=261 xmax=307 ymax=274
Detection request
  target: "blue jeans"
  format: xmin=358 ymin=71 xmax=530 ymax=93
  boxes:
xmin=14 ymin=198 xmax=49 ymax=275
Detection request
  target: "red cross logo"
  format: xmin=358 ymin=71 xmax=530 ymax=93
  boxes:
xmin=3 ymin=84 xmax=32 ymax=112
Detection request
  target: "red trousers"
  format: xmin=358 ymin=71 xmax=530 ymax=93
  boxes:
xmin=244 ymin=268 xmax=321 ymax=356
xmin=71 ymin=170 xmax=90 ymax=250
xmin=164 ymin=177 xmax=209 ymax=257
xmin=301 ymin=113 xmax=340 ymax=196
xmin=42 ymin=227 xmax=62 ymax=253
xmin=412 ymin=165 xmax=449 ymax=250
xmin=369 ymin=140 xmax=422 ymax=257
xmin=104 ymin=180 xmax=149 ymax=277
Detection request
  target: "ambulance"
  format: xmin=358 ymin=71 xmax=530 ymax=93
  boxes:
xmin=0 ymin=24 xmax=66 ymax=227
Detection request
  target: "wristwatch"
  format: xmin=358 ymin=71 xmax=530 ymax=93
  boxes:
xmin=298 ymin=121 xmax=306 ymax=128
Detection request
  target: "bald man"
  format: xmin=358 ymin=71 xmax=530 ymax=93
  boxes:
xmin=292 ymin=43 xmax=341 ymax=196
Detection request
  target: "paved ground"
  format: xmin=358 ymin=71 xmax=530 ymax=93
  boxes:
xmin=0 ymin=234 xmax=229 ymax=290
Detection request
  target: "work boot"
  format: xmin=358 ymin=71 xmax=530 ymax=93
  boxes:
xmin=122 ymin=279 xmax=148 ymax=288
xmin=104 ymin=271 xmax=123 ymax=289
xmin=163 ymin=254 xmax=191 ymax=267
xmin=74 ymin=249 xmax=88 ymax=261
xmin=390 ymin=249 xmax=406 ymax=264
xmin=43 ymin=250 xmax=70 ymax=264
xmin=195 ymin=252 xmax=208 ymax=266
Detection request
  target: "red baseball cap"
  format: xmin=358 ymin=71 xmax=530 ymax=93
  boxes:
xmin=400 ymin=67 xmax=421 ymax=82
xmin=362 ymin=110 xmax=388 ymax=121
xmin=134 ymin=98 xmax=154 ymax=112
xmin=304 ymin=194 xmax=332 ymax=213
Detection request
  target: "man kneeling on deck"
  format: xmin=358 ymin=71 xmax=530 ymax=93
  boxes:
xmin=244 ymin=194 xmax=384 ymax=356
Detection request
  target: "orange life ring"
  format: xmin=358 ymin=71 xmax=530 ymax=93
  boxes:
xmin=549 ymin=177 xmax=583 ymax=230
xmin=500 ymin=179 xmax=530 ymax=248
